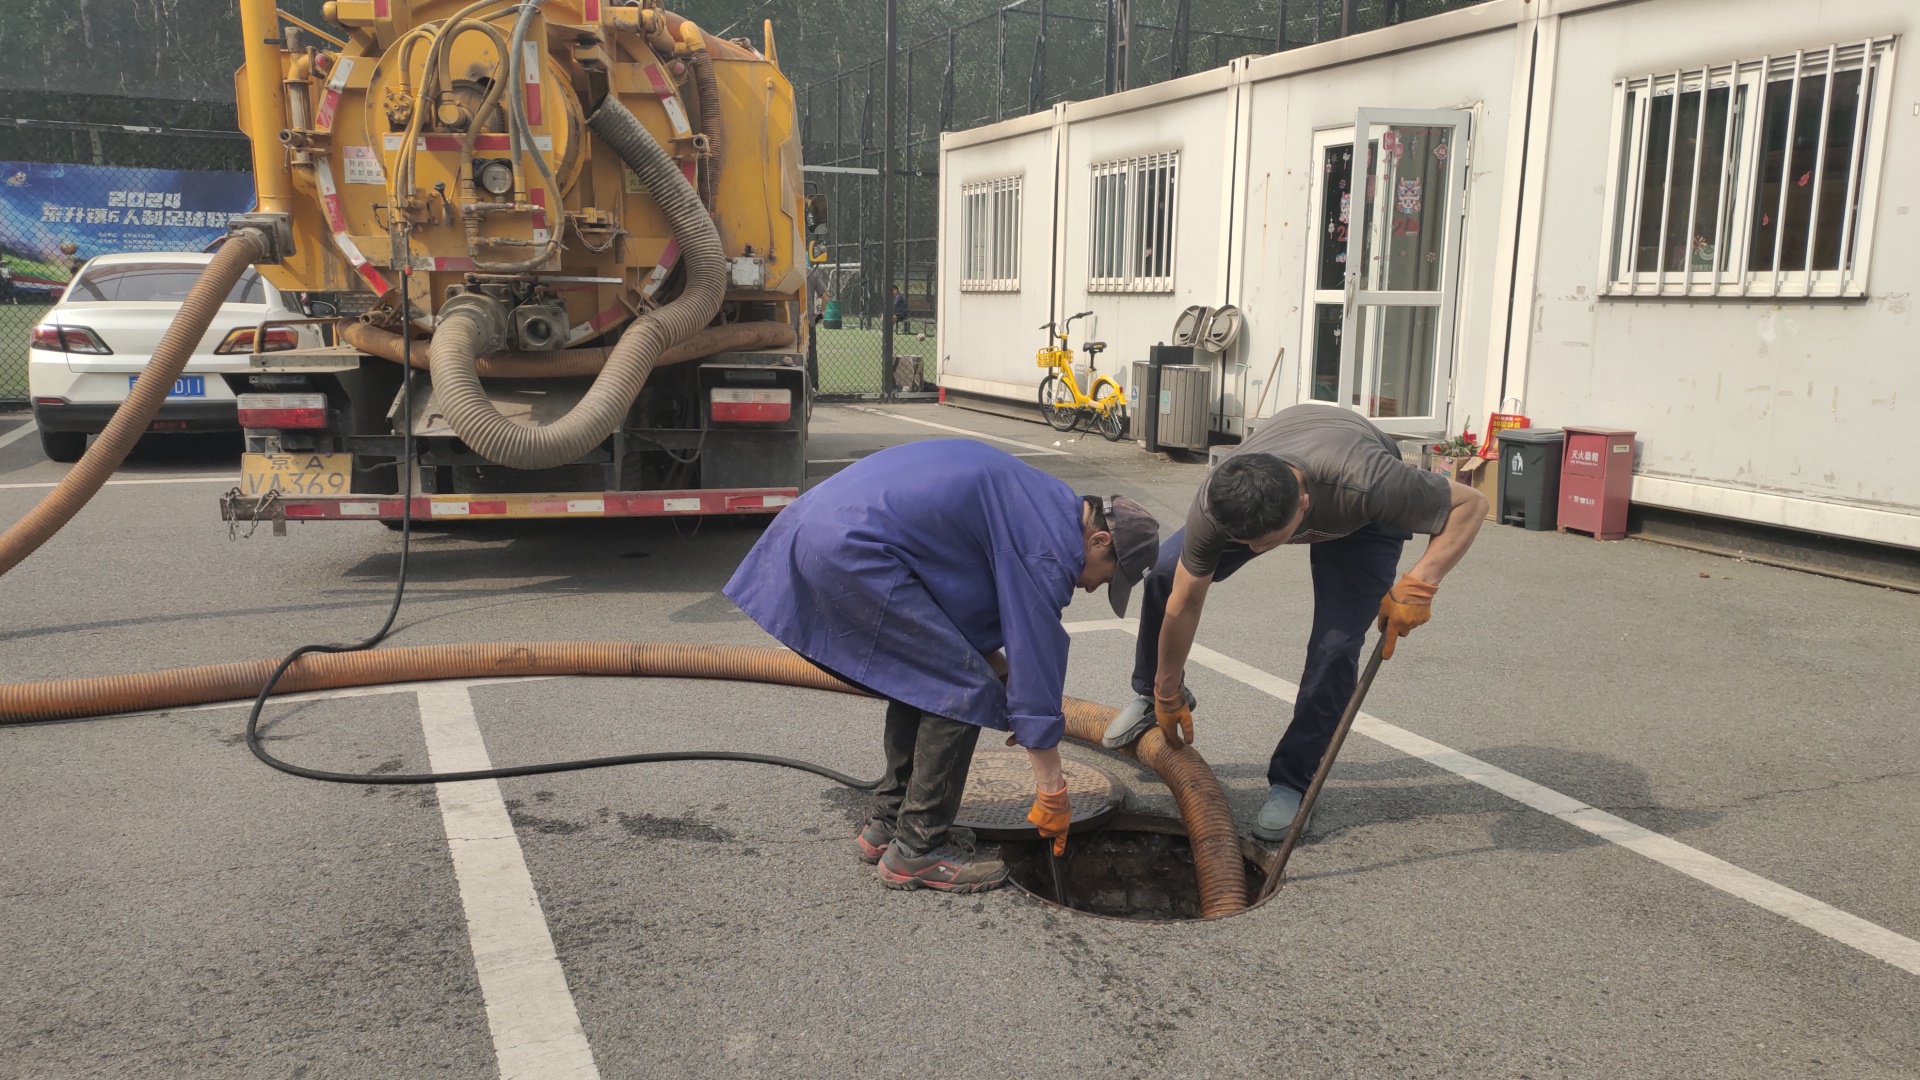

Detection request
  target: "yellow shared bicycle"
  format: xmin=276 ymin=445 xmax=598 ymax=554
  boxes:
xmin=1036 ymin=311 xmax=1128 ymax=442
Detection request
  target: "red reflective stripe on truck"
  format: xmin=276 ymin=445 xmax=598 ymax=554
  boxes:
xmin=245 ymin=490 xmax=800 ymax=522
xmin=523 ymin=43 xmax=543 ymax=126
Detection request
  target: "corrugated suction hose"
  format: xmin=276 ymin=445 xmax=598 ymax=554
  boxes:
xmin=0 ymin=643 xmax=1250 ymax=917
xmin=427 ymin=95 xmax=727 ymax=471
xmin=343 ymin=319 xmax=793 ymax=379
xmin=0 ymin=229 xmax=268 ymax=576
xmin=1064 ymin=699 xmax=1251 ymax=916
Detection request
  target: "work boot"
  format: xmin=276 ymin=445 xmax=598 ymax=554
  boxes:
xmin=857 ymin=818 xmax=977 ymax=864
xmin=876 ymin=834 xmax=1009 ymax=893
xmin=1252 ymin=784 xmax=1312 ymax=843
xmin=1101 ymin=687 xmax=1198 ymax=748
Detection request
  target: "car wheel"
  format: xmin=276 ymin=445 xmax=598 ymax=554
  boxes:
xmin=39 ymin=429 xmax=87 ymax=463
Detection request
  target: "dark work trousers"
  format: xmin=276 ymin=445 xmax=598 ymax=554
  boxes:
xmin=873 ymin=700 xmax=983 ymax=854
xmin=1130 ymin=523 xmax=1407 ymax=793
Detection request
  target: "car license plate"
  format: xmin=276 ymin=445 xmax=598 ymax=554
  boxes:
xmin=130 ymin=375 xmax=206 ymax=398
xmin=240 ymin=452 xmax=352 ymax=496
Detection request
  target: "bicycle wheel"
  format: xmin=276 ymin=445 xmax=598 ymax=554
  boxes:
xmin=1091 ymin=378 xmax=1128 ymax=442
xmin=1038 ymin=374 xmax=1080 ymax=432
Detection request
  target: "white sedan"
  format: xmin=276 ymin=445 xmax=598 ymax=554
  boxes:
xmin=27 ymin=251 xmax=318 ymax=462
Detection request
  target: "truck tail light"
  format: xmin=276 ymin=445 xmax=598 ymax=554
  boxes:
xmin=236 ymin=393 xmax=328 ymax=429
xmin=29 ymin=325 xmax=111 ymax=354
xmin=710 ymin=387 xmax=791 ymax=423
xmin=216 ymin=326 xmax=300 ymax=354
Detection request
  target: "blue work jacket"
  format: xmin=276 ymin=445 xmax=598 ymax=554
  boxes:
xmin=724 ymin=439 xmax=1083 ymax=749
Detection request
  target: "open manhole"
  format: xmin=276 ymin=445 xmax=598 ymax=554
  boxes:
xmin=954 ymin=752 xmax=1273 ymax=920
xmin=1001 ymin=828 xmax=1274 ymax=921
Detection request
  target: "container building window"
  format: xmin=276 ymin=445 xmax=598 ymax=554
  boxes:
xmin=1089 ymin=152 xmax=1179 ymax=293
xmin=1603 ymin=38 xmax=1893 ymax=298
xmin=961 ymin=176 xmax=1022 ymax=291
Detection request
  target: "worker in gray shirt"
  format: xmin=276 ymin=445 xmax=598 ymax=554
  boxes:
xmin=1103 ymin=404 xmax=1489 ymax=840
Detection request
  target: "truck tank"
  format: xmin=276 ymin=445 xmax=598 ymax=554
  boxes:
xmin=223 ymin=0 xmax=810 ymax=523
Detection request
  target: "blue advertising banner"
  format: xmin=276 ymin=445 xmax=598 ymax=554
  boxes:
xmin=0 ymin=161 xmax=256 ymax=299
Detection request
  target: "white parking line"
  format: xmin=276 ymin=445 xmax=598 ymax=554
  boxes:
xmin=1075 ymin=623 xmax=1920 ymax=978
xmin=0 ymin=421 xmax=39 ymax=451
xmin=417 ymin=685 xmax=601 ymax=1080
xmin=0 ymin=475 xmax=237 ymax=490
xmin=846 ymin=405 xmax=1071 ymax=455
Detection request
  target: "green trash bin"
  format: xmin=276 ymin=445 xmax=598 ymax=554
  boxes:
xmin=820 ymin=299 xmax=842 ymax=329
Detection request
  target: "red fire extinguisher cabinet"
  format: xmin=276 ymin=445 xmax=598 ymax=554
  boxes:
xmin=1558 ymin=427 xmax=1635 ymax=540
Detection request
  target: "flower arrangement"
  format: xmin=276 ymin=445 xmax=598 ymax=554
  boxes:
xmin=1430 ymin=426 xmax=1480 ymax=460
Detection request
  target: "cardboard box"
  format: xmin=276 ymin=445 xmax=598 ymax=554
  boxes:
xmin=1432 ymin=454 xmax=1499 ymax=520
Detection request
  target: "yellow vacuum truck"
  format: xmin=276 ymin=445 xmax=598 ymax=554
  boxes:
xmin=220 ymin=0 xmax=810 ymax=525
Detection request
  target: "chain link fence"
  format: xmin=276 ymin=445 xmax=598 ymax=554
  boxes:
xmin=796 ymin=0 xmax=1491 ymax=401
xmin=1 ymin=118 xmax=255 ymax=410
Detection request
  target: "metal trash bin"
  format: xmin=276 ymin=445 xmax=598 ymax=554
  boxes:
xmin=1154 ymin=365 xmax=1211 ymax=452
xmin=1498 ymin=428 xmax=1565 ymax=531
xmin=1558 ymin=426 xmax=1635 ymax=540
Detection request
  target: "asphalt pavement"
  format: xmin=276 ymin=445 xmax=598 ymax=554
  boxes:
xmin=0 ymin=405 xmax=1915 ymax=1078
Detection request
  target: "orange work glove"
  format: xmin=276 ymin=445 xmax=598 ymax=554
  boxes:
xmin=1376 ymin=573 xmax=1438 ymax=660
xmin=1028 ymin=783 xmax=1072 ymax=856
xmin=1154 ymin=693 xmax=1195 ymax=749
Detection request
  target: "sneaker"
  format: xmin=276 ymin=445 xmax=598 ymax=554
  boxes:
xmin=1101 ymin=687 xmax=1198 ymax=748
xmin=876 ymin=834 xmax=1009 ymax=893
xmin=857 ymin=819 xmax=977 ymax=864
xmin=1252 ymin=784 xmax=1312 ymax=843
xmin=855 ymin=816 xmax=894 ymax=863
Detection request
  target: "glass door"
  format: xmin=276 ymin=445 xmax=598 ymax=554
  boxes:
xmin=1335 ymin=108 xmax=1471 ymax=435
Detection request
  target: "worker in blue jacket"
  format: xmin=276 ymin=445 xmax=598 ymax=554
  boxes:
xmin=725 ymin=439 xmax=1160 ymax=893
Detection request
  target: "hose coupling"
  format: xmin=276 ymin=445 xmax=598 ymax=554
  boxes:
xmin=226 ymin=216 xmax=295 ymax=264
xmin=437 ymin=291 xmax=512 ymax=355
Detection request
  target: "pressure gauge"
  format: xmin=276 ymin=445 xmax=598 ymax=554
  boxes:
xmin=476 ymin=159 xmax=515 ymax=197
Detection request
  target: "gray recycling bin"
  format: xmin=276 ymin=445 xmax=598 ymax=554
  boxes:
xmin=1498 ymin=428 xmax=1565 ymax=531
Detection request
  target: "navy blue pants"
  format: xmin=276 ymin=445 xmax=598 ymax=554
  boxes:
xmin=1130 ymin=523 xmax=1407 ymax=793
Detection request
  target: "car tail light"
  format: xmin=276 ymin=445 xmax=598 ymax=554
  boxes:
xmin=29 ymin=325 xmax=111 ymax=354
xmin=236 ymin=393 xmax=328 ymax=429
xmin=710 ymin=387 xmax=791 ymax=423
xmin=216 ymin=326 xmax=301 ymax=354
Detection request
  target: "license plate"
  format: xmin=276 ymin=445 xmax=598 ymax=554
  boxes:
xmin=131 ymin=374 xmax=206 ymax=398
xmin=240 ymin=452 xmax=352 ymax=496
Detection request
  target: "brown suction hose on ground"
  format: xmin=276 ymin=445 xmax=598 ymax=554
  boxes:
xmin=0 ymin=643 xmax=1250 ymax=917
xmin=340 ymin=319 xmax=794 ymax=379
xmin=1064 ymin=699 xmax=1251 ymax=916
xmin=0 ymin=229 xmax=268 ymax=576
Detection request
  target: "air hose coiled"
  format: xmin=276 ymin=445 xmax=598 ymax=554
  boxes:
xmin=428 ymin=95 xmax=727 ymax=470
xmin=0 ymin=643 xmax=1251 ymax=917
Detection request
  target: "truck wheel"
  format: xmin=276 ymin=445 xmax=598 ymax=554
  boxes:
xmin=39 ymin=429 xmax=86 ymax=463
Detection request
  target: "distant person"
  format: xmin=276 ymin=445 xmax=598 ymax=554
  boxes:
xmin=1104 ymin=404 xmax=1488 ymax=841
xmin=891 ymin=285 xmax=907 ymax=331
xmin=725 ymin=440 xmax=1160 ymax=893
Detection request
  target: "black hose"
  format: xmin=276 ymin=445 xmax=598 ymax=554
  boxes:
xmin=239 ymin=271 xmax=880 ymax=792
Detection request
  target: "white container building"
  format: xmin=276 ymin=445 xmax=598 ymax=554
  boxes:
xmin=937 ymin=0 xmax=1915 ymax=550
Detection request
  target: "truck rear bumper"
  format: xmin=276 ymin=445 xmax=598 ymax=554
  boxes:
xmin=220 ymin=487 xmax=797 ymax=523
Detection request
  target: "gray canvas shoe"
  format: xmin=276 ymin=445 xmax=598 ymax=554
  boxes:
xmin=876 ymin=834 xmax=1008 ymax=893
xmin=857 ymin=818 xmax=976 ymax=865
xmin=1252 ymin=784 xmax=1312 ymax=843
xmin=1101 ymin=687 xmax=1198 ymax=748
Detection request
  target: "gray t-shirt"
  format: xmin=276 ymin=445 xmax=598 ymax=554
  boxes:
xmin=1181 ymin=405 xmax=1452 ymax=576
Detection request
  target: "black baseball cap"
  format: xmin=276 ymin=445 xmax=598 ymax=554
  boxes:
xmin=1099 ymin=495 xmax=1161 ymax=617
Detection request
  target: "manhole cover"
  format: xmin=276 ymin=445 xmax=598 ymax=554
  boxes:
xmin=953 ymin=750 xmax=1124 ymax=840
